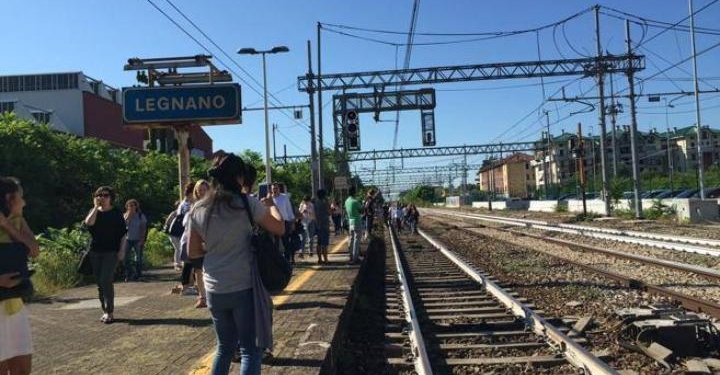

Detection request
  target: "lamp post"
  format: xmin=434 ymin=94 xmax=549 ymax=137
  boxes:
xmin=664 ymin=98 xmax=675 ymax=192
xmin=650 ymin=96 xmax=676 ymax=192
xmin=238 ymin=45 xmax=290 ymax=186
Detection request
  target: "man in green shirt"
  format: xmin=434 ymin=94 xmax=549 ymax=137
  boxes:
xmin=344 ymin=186 xmax=363 ymax=263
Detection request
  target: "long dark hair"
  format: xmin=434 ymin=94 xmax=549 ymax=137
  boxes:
xmin=206 ymin=151 xmax=246 ymax=210
xmin=0 ymin=177 xmax=21 ymax=216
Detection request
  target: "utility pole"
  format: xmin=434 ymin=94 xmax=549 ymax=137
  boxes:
xmin=545 ymin=111 xmax=553 ymax=198
xmin=462 ymin=152 xmax=468 ymax=202
xmin=626 ymin=19 xmax=643 ymax=219
xmin=689 ymin=0 xmax=705 ymax=199
xmin=272 ymin=123 xmax=277 ymax=160
xmin=316 ymin=23 xmax=325 ymax=189
xmin=608 ymin=73 xmax=619 ymax=177
xmin=595 ymin=5 xmax=611 ymax=216
xmin=668 ymin=127 xmax=674 ymax=192
xmin=577 ymin=122 xmax=587 ymax=217
xmin=306 ymin=40 xmax=318 ymax=196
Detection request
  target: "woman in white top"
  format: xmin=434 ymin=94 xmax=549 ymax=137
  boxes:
xmin=298 ymin=195 xmax=316 ymax=257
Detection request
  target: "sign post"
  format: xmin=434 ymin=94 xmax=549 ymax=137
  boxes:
xmin=122 ymin=55 xmax=240 ymax=200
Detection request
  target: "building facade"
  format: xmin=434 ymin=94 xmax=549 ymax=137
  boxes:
xmin=529 ymin=125 xmax=720 ymax=192
xmin=0 ymin=72 xmax=213 ymax=158
xmin=477 ymin=153 xmax=535 ymax=199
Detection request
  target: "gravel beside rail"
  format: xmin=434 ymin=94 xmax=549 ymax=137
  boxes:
xmin=421 ymin=221 xmax=683 ymax=374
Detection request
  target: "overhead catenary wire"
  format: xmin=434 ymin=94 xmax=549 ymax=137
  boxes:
xmin=161 ymin=0 xmax=314 ymax=132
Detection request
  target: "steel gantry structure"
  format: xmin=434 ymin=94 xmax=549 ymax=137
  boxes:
xmin=295 ymin=53 xmax=644 ymax=167
xmin=299 ymin=55 xmax=643 ymax=91
xmin=295 ymin=51 xmax=645 ymax=207
xmin=275 ymin=141 xmax=538 ymax=164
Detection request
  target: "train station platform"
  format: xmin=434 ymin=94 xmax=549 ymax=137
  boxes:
xmin=28 ymin=235 xmax=359 ymax=375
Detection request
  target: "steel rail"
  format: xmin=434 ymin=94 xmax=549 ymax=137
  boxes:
xmin=445 ymin=223 xmax=720 ymax=281
xmin=426 ymin=217 xmax=720 ymax=320
xmin=427 ymin=209 xmax=720 ymax=257
xmin=556 ymin=222 xmax=720 ymax=248
xmin=417 ymin=229 xmax=620 ymax=375
xmin=388 ymin=225 xmax=433 ymax=375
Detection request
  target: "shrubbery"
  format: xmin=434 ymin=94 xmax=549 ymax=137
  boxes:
xmin=33 ymin=227 xmax=88 ymax=295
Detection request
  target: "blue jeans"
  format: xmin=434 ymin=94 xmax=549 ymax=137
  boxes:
xmin=348 ymin=221 xmax=362 ymax=262
xmin=302 ymin=221 xmax=316 ymax=254
xmin=207 ymin=289 xmax=262 ymax=375
xmin=124 ymin=240 xmax=144 ymax=279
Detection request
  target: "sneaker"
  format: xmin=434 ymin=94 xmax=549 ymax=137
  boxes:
xmin=181 ymin=287 xmax=198 ymax=296
xmin=100 ymin=313 xmax=109 ymax=323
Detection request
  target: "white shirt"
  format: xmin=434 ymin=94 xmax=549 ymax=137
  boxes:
xmin=273 ymin=193 xmax=295 ymax=222
xmin=299 ymin=201 xmax=316 ymax=224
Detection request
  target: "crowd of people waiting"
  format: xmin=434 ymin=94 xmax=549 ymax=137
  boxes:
xmin=0 ymin=157 xmax=422 ymax=375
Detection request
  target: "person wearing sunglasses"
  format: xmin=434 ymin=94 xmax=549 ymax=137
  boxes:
xmin=84 ymin=186 xmax=127 ymax=324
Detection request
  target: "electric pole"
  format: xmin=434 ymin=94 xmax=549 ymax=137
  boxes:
xmin=689 ymin=0 xmax=705 ymax=199
xmin=626 ymin=19 xmax=643 ymax=218
xmin=608 ymin=72 xmax=619 ymax=177
xmin=306 ymin=40 xmax=318 ymax=196
xmin=595 ymin=5 xmax=611 ymax=216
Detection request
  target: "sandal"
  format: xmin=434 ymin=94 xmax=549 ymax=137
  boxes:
xmin=195 ymin=298 xmax=207 ymax=308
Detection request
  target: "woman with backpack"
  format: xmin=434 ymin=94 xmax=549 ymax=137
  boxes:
xmin=188 ymin=153 xmax=284 ymax=375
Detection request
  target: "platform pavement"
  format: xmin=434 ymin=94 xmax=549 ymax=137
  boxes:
xmin=28 ymin=234 xmax=359 ymax=375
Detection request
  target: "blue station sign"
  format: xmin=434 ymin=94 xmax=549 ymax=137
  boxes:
xmin=122 ymin=83 xmax=241 ymax=125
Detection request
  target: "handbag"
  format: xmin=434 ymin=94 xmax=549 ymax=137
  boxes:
xmin=77 ymin=249 xmax=93 ymax=276
xmin=0 ymin=242 xmax=34 ymax=301
xmin=240 ymin=194 xmax=292 ymax=294
xmin=168 ymin=212 xmax=185 ymax=237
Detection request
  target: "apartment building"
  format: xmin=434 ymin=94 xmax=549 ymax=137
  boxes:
xmin=477 ymin=153 xmax=535 ymax=198
xmin=531 ymin=125 xmax=720 ymax=191
xmin=0 ymin=72 xmax=213 ymax=158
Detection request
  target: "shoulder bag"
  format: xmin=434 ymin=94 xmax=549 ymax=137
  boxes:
xmin=240 ymin=194 xmax=292 ymax=294
xmin=0 ymin=242 xmax=34 ymax=301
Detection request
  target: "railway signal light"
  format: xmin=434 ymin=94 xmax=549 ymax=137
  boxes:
xmin=421 ymin=110 xmax=436 ymax=146
xmin=345 ymin=110 xmax=360 ymax=151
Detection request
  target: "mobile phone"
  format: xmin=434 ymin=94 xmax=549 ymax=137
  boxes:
xmin=258 ymin=183 xmax=269 ymax=198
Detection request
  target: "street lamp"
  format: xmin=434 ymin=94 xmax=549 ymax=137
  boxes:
xmin=650 ymin=96 xmax=676 ymax=192
xmin=238 ymin=45 xmax=290 ymax=185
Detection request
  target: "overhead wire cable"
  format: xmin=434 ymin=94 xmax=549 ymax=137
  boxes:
xmin=320 ymin=6 xmax=595 ymax=47
xmin=320 ymin=6 xmax=593 ymax=36
xmin=161 ymin=0 xmax=314 ymax=134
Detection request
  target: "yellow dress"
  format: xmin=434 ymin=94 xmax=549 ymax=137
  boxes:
xmin=1 ymin=216 xmax=25 ymax=316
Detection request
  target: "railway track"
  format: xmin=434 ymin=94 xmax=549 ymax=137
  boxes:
xmin=421 ymin=211 xmax=720 ymax=320
xmin=383 ymin=225 xmax=619 ymax=375
xmin=423 ymin=208 xmax=720 ymax=257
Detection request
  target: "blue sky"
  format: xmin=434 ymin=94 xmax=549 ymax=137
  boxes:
xmin=3 ymin=0 xmax=720 ymax=186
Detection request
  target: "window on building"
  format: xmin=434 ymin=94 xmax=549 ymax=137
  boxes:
xmin=57 ymin=74 xmax=68 ymax=89
xmin=691 ymin=142 xmax=695 ymax=147
xmin=691 ymin=154 xmax=697 ymax=161
xmin=559 ymin=149 xmax=564 ymax=157
xmin=0 ymin=102 xmax=14 ymax=113
xmin=31 ymin=112 xmax=51 ymax=124
xmin=7 ymin=76 xmax=19 ymax=92
xmin=40 ymin=75 xmax=52 ymax=90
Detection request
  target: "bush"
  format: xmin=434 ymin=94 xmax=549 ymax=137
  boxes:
xmin=144 ymin=226 xmax=175 ymax=268
xmin=644 ymin=199 xmax=677 ymax=220
xmin=32 ymin=227 xmax=89 ymax=296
